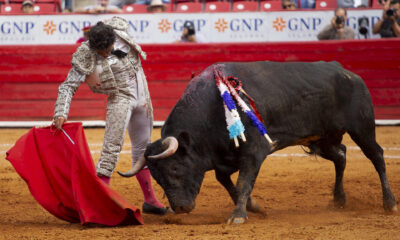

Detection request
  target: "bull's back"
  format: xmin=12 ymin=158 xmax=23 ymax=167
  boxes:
xmin=222 ymin=61 xmax=372 ymax=137
xmin=164 ymin=61 xmax=371 ymax=140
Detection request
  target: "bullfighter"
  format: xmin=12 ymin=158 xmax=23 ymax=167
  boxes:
xmin=53 ymin=16 xmax=169 ymax=215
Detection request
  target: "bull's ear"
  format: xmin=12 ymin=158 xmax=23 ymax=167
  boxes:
xmin=178 ymin=131 xmax=191 ymax=147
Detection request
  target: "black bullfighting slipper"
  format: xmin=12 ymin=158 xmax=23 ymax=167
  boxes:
xmin=142 ymin=202 xmax=173 ymax=215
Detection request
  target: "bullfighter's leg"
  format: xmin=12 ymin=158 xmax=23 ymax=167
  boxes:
xmin=215 ymin=170 xmax=261 ymax=213
xmin=349 ymin=130 xmax=397 ymax=212
xmin=96 ymin=96 xmax=131 ymax=178
xmin=310 ymin=141 xmax=347 ymax=208
xmin=127 ymin=104 xmax=167 ymax=212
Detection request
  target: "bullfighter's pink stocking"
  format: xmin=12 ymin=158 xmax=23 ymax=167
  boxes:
xmin=99 ymin=175 xmax=110 ymax=185
xmin=136 ymin=168 xmax=165 ymax=208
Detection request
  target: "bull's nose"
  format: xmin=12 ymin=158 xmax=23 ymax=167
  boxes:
xmin=173 ymin=202 xmax=196 ymax=214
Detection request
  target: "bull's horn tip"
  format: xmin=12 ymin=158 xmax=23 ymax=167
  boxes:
xmin=117 ymin=171 xmax=133 ymax=178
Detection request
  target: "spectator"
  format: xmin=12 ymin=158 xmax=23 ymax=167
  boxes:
xmin=298 ymin=0 xmax=315 ymax=8
xmin=63 ymin=7 xmax=72 ymax=13
xmin=74 ymin=0 xmax=122 ymax=14
xmin=317 ymin=7 xmax=355 ymax=40
xmin=21 ymin=0 xmax=34 ymax=14
xmin=64 ymin=0 xmax=72 ymax=10
xmin=147 ymin=0 xmax=167 ymax=12
xmin=282 ymin=0 xmax=297 ymax=10
xmin=178 ymin=21 xmax=196 ymax=42
xmin=76 ymin=26 xmax=91 ymax=44
xmin=372 ymin=0 xmax=400 ymax=38
xmin=177 ymin=21 xmax=206 ymax=43
xmin=108 ymin=0 xmax=136 ymax=8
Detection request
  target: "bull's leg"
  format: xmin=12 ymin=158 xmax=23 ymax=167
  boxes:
xmin=310 ymin=142 xmax=347 ymax=208
xmin=226 ymin=160 xmax=262 ymax=224
xmin=215 ymin=170 xmax=260 ymax=213
xmin=349 ymin=132 xmax=397 ymax=212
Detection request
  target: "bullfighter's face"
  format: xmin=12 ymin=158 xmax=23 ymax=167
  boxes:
xmin=96 ymin=44 xmax=114 ymax=58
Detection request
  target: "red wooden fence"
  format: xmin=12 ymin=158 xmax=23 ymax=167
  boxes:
xmin=0 ymin=39 xmax=400 ymax=121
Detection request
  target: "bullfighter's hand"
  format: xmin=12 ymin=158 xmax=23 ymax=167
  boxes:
xmin=54 ymin=116 xmax=65 ymax=130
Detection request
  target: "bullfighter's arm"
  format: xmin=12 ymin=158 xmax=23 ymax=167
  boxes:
xmin=54 ymin=68 xmax=85 ymax=119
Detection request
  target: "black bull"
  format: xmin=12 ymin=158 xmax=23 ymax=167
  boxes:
xmin=119 ymin=61 xmax=397 ymax=224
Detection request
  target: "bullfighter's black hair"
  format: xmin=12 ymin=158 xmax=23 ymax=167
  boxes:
xmin=88 ymin=22 xmax=116 ymax=50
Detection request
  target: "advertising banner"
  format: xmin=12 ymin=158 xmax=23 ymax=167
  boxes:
xmin=0 ymin=9 xmax=382 ymax=45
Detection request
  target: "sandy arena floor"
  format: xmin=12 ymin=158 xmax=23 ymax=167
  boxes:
xmin=1 ymin=126 xmax=399 ymax=240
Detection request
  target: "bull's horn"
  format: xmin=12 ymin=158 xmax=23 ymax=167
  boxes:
xmin=117 ymin=155 xmax=146 ymax=178
xmin=148 ymin=137 xmax=179 ymax=160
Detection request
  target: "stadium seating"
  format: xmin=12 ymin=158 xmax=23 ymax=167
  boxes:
xmin=204 ymin=1 xmax=230 ymax=12
xmin=1 ymin=0 xmax=61 ymax=3
xmin=232 ymin=1 xmax=259 ymax=11
xmin=33 ymin=3 xmax=57 ymax=13
xmin=175 ymin=2 xmax=202 ymax=12
xmin=123 ymin=4 xmax=149 ymax=13
xmin=0 ymin=0 xmax=60 ymax=2
xmin=0 ymin=1 xmax=60 ymax=13
xmin=35 ymin=0 xmax=61 ymax=11
xmin=0 ymin=4 xmax=21 ymax=14
xmin=260 ymin=0 xmax=282 ymax=11
xmin=371 ymin=0 xmax=382 ymax=8
xmin=315 ymin=0 xmax=337 ymax=9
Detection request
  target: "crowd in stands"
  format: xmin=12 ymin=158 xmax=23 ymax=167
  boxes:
xmin=0 ymin=0 xmax=398 ymax=38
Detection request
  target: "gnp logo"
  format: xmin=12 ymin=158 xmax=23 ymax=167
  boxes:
xmin=273 ymin=18 xmax=286 ymax=31
xmin=273 ymin=17 xmax=322 ymax=32
xmin=215 ymin=19 xmax=228 ymax=32
xmin=158 ymin=19 xmax=171 ymax=33
xmin=158 ymin=19 xmax=206 ymax=34
xmin=128 ymin=20 xmax=150 ymax=33
xmin=0 ymin=21 xmax=35 ymax=34
xmin=42 ymin=20 xmax=92 ymax=35
xmin=214 ymin=18 xmax=264 ymax=33
xmin=43 ymin=20 xmax=56 ymax=35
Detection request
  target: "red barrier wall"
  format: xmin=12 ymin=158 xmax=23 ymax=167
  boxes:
xmin=1 ymin=39 xmax=400 ymax=121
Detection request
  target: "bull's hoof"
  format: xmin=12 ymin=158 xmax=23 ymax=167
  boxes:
xmin=384 ymin=204 xmax=398 ymax=213
xmin=333 ymin=194 xmax=346 ymax=209
xmin=246 ymin=198 xmax=261 ymax=213
xmin=227 ymin=216 xmax=247 ymax=224
xmin=391 ymin=205 xmax=398 ymax=212
xmin=383 ymin=196 xmax=397 ymax=213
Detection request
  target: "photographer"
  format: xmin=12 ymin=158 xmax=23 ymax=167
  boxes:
xmin=177 ymin=21 xmax=206 ymax=43
xmin=317 ymin=7 xmax=355 ymax=40
xmin=372 ymin=0 xmax=400 ymax=38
